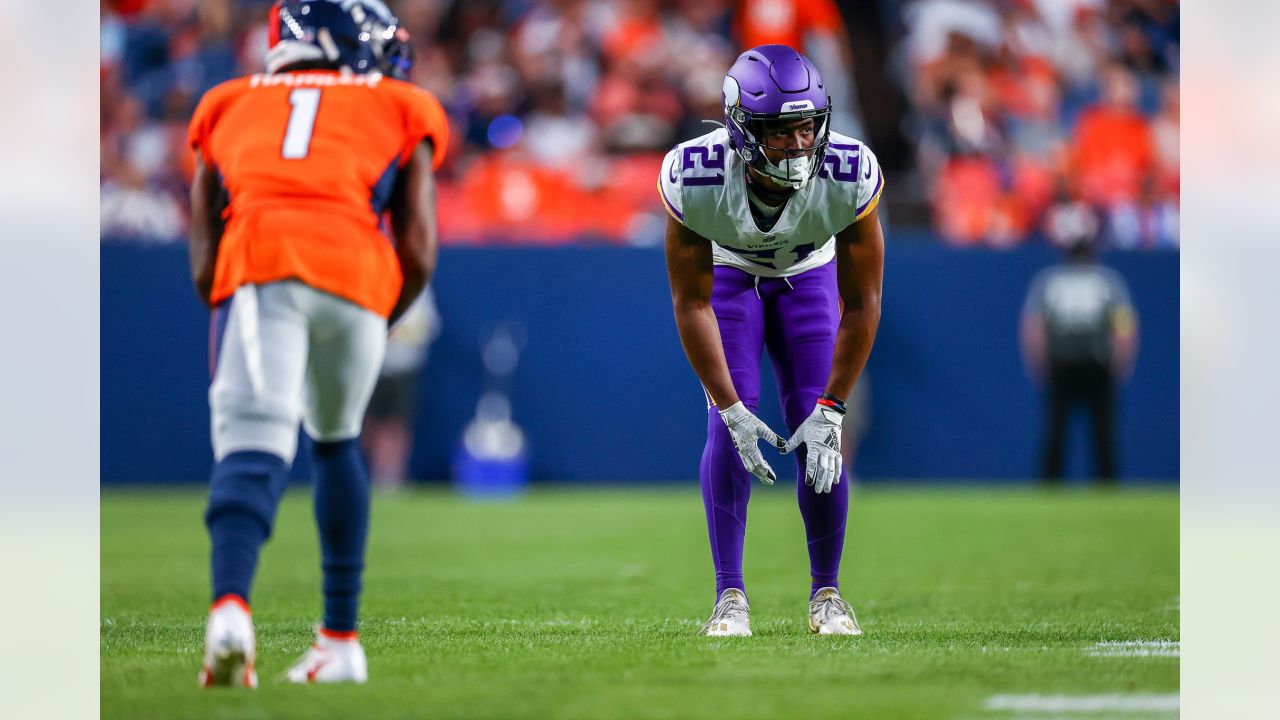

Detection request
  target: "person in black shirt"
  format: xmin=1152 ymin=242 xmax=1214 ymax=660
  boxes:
xmin=1021 ymin=236 xmax=1139 ymax=484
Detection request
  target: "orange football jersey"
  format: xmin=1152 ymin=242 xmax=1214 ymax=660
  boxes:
xmin=734 ymin=0 xmax=843 ymax=51
xmin=188 ymin=70 xmax=449 ymax=318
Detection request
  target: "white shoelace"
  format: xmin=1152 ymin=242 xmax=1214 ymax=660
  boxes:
xmin=810 ymin=592 xmax=856 ymax=624
xmin=704 ymin=592 xmax=749 ymax=629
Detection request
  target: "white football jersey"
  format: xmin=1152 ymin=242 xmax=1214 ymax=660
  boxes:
xmin=659 ymin=128 xmax=883 ymax=277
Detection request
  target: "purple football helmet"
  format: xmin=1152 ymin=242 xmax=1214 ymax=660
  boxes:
xmin=723 ymin=45 xmax=831 ymax=189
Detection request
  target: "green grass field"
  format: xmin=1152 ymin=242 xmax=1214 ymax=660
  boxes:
xmin=102 ymin=485 xmax=1178 ymax=719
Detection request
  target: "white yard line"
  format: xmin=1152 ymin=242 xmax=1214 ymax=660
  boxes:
xmin=1087 ymin=640 xmax=1180 ymax=657
xmin=984 ymin=693 xmax=1179 ymax=713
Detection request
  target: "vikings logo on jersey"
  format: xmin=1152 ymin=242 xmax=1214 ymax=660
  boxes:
xmin=659 ymin=128 xmax=883 ymax=278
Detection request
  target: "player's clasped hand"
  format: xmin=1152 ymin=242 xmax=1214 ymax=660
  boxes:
xmin=784 ymin=403 xmax=845 ymax=494
xmin=718 ymin=401 xmax=789 ymax=486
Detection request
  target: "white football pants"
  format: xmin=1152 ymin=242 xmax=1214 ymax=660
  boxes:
xmin=210 ymin=280 xmax=388 ymax=463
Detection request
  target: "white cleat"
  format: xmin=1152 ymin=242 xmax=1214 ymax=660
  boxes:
xmin=199 ymin=595 xmax=258 ymax=688
xmin=808 ymin=586 xmax=863 ymax=636
xmin=702 ymin=588 xmax=752 ymax=637
xmin=284 ymin=628 xmax=369 ymax=684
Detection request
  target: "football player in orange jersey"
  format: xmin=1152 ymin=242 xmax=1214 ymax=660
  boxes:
xmin=188 ymin=0 xmax=448 ymax=687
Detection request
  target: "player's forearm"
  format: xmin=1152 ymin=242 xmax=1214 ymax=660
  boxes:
xmin=187 ymin=230 xmax=218 ymax=307
xmin=826 ymin=213 xmax=885 ymax=400
xmin=188 ymin=155 xmax=221 ymax=307
xmin=389 ymin=223 xmax=435 ymax=325
xmin=388 ymin=142 xmax=439 ymax=326
xmin=389 ymin=215 xmax=437 ymax=326
xmin=389 ymin=270 xmax=426 ymax=327
xmin=673 ymin=301 xmax=740 ymax=408
xmin=824 ymin=298 xmax=880 ymax=400
xmin=665 ymin=218 xmax=737 ymax=405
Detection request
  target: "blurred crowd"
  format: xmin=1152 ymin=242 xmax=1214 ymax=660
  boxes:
xmin=902 ymin=0 xmax=1179 ymax=249
xmin=101 ymin=0 xmax=1178 ymax=249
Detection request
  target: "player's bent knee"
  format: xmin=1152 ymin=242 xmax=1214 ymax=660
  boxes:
xmin=213 ymin=418 xmax=301 ymax=463
xmin=211 ymin=393 xmax=302 ymax=463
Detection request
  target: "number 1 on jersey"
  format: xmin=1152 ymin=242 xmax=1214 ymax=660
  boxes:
xmin=282 ymin=88 xmax=321 ymax=160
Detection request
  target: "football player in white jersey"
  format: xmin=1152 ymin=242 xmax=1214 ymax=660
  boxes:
xmin=660 ymin=45 xmax=885 ymax=636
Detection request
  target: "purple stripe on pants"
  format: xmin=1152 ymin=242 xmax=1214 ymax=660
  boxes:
xmin=701 ymin=261 xmax=849 ymax=600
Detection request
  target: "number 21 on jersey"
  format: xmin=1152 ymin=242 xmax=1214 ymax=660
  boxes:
xmin=282 ymin=88 xmax=321 ymax=160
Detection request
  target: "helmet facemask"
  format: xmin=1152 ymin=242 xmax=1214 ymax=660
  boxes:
xmin=383 ymin=27 xmax=414 ymax=80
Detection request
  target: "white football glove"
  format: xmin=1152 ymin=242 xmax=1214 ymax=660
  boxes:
xmin=784 ymin=402 xmax=845 ymax=494
xmin=718 ymin=401 xmax=788 ymax=486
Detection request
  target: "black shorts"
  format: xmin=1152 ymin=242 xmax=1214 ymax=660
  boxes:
xmin=365 ymin=371 xmax=419 ymax=422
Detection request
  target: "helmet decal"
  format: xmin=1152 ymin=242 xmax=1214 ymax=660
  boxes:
xmin=723 ymin=76 xmax=741 ymax=108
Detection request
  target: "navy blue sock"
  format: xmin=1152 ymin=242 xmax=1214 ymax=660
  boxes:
xmin=311 ymin=438 xmax=371 ymax=633
xmin=205 ymin=451 xmax=290 ymax=603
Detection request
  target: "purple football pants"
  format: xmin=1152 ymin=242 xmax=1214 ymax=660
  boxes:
xmin=701 ymin=261 xmax=849 ymax=600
